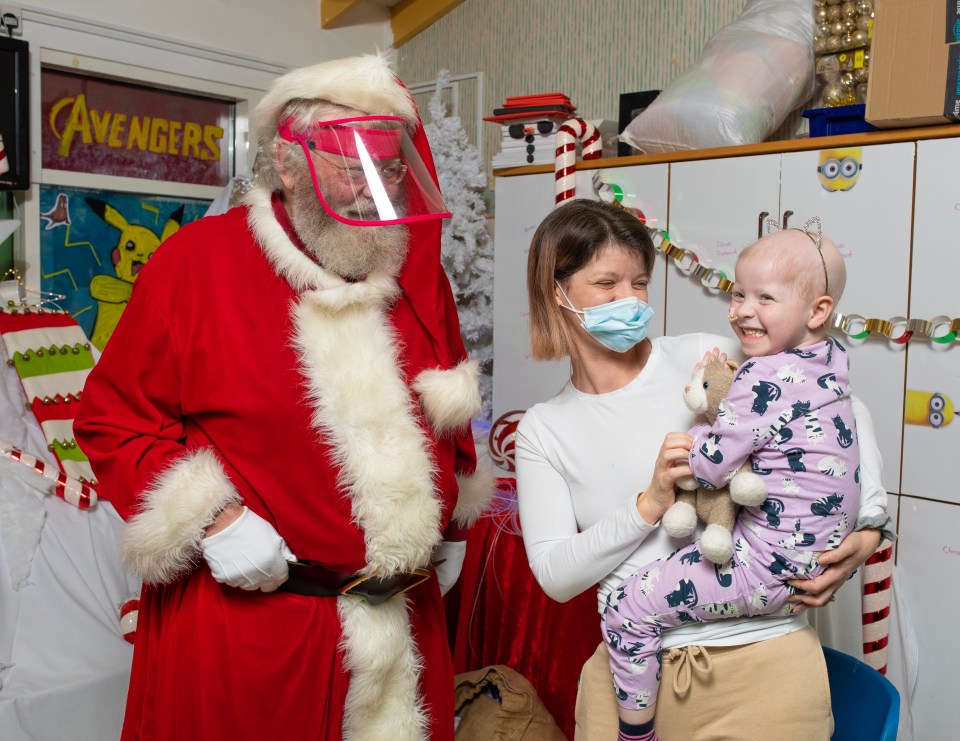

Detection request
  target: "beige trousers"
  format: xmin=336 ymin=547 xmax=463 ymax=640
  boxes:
xmin=574 ymin=625 xmax=832 ymax=741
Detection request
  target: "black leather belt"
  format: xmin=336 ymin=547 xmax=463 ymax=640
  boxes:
xmin=278 ymin=560 xmax=432 ymax=606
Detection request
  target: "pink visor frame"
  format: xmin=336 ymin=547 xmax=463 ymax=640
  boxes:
xmin=277 ymin=115 xmax=450 ymax=227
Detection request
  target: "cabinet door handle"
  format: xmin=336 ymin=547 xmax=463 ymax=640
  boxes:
xmin=782 ymin=210 xmax=794 ymax=229
xmin=757 ymin=211 xmax=769 ymax=238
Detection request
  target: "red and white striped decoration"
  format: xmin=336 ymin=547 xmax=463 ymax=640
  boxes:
xmin=120 ymin=597 xmax=140 ymax=644
xmin=1 ymin=441 xmax=97 ymax=509
xmin=0 ymin=133 xmax=9 ymax=176
xmin=861 ymin=539 xmax=894 ymax=674
xmin=554 ymin=117 xmax=602 ymax=205
xmin=488 ymin=410 xmax=525 ymax=473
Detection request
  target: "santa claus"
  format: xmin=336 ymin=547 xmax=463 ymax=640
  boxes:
xmin=75 ymin=53 xmax=493 ymax=741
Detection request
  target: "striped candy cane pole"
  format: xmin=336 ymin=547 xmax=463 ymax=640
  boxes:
xmin=554 ymin=117 xmax=602 ymax=205
xmin=862 ymin=539 xmax=894 ymax=674
xmin=1 ymin=440 xmax=97 ymax=509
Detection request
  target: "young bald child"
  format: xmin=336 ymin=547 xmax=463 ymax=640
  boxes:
xmin=604 ymin=223 xmax=861 ymax=741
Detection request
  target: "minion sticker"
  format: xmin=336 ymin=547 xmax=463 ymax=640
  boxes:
xmin=818 ymin=147 xmax=863 ymax=192
xmin=905 ymin=389 xmax=957 ymax=429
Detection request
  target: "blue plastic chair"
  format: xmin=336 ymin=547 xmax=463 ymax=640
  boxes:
xmin=823 ymin=646 xmax=900 ymax=741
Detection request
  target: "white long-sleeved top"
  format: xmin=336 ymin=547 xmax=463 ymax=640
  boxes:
xmin=515 ymin=333 xmax=888 ymax=650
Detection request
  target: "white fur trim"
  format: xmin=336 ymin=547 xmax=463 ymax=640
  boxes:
xmin=292 ymin=290 xmax=441 ymax=575
xmin=120 ymin=449 xmax=240 ymax=583
xmin=452 ymin=459 xmax=496 ymax=528
xmin=251 ymin=52 xmax=417 ymax=145
xmin=294 ymin=283 xmax=443 ymax=738
xmin=413 ymin=360 xmax=482 ymax=434
xmin=339 ymin=595 xmax=428 ymax=740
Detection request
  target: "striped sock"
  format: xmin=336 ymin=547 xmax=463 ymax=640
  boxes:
xmin=618 ymin=717 xmax=658 ymax=741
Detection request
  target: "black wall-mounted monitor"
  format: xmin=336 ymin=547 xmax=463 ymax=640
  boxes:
xmin=0 ymin=36 xmax=29 ymax=191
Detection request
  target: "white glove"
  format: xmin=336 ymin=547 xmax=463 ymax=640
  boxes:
xmin=200 ymin=506 xmax=294 ymax=592
xmin=432 ymin=540 xmax=467 ymax=596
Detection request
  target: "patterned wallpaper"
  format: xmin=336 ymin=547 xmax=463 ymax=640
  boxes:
xmin=396 ymin=0 xmax=773 ymax=181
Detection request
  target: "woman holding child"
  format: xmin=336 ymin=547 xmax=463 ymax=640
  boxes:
xmin=515 ymin=199 xmax=894 ymax=740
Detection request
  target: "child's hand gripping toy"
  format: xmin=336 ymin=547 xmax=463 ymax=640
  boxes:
xmin=661 ymin=356 xmax=768 ymax=564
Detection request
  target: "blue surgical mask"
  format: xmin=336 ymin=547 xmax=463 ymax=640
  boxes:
xmin=556 ymin=282 xmax=655 ymax=353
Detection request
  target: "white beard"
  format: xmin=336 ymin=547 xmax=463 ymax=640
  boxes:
xmin=289 ymin=170 xmax=409 ymax=280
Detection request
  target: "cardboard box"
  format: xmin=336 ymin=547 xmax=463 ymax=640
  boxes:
xmin=866 ymin=0 xmax=960 ymax=128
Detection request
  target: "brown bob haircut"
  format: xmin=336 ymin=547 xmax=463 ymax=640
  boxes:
xmin=527 ymin=199 xmax=656 ymax=360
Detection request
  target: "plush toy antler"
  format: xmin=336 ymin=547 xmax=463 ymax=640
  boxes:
xmin=661 ymin=356 xmax=767 ymax=563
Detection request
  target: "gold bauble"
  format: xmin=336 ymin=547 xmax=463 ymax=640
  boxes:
xmin=822 ymin=82 xmax=845 ymax=105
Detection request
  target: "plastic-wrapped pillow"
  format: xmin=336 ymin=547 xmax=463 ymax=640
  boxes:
xmin=620 ymin=0 xmax=814 ymax=153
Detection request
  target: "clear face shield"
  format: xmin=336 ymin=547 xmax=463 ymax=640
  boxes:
xmin=277 ymin=115 xmax=450 ymax=227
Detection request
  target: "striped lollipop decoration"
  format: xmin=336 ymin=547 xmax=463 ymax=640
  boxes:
xmin=488 ymin=410 xmax=525 ymax=473
xmin=554 ymin=118 xmax=602 ymax=205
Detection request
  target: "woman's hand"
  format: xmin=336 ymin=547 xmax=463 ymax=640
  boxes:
xmin=787 ymin=528 xmax=882 ymax=610
xmin=637 ymin=432 xmax=692 ymax=525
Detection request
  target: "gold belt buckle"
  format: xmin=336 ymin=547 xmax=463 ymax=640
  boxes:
xmin=339 ymin=568 xmax=432 ymax=602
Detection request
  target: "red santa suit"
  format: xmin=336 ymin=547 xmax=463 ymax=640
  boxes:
xmin=74 ymin=54 xmax=492 ymax=741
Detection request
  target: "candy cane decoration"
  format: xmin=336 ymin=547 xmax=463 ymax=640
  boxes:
xmin=862 ymin=539 xmax=894 ymax=674
xmin=1 ymin=440 xmax=97 ymax=509
xmin=554 ymin=117 xmax=602 ymax=205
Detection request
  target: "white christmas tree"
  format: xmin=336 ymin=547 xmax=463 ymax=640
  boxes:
xmin=424 ymin=70 xmax=494 ymax=420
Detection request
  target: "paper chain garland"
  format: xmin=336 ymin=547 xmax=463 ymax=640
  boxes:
xmin=646 ymin=228 xmax=960 ymax=345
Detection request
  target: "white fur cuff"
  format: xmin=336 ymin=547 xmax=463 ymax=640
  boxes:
xmin=453 ymin=459 xmax=496 ymax=528
xmin=120 ymin=448 xmax=241 ymax=583
xmin=413 ymin=360 xmax=482 ymax=434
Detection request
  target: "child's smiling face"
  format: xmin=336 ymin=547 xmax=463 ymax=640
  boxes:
xmin=728 ymin=245 xmax=824 ymax=358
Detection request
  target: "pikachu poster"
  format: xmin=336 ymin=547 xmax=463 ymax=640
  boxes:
xmin=39 ymin=185 xmax=209 ymax=349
